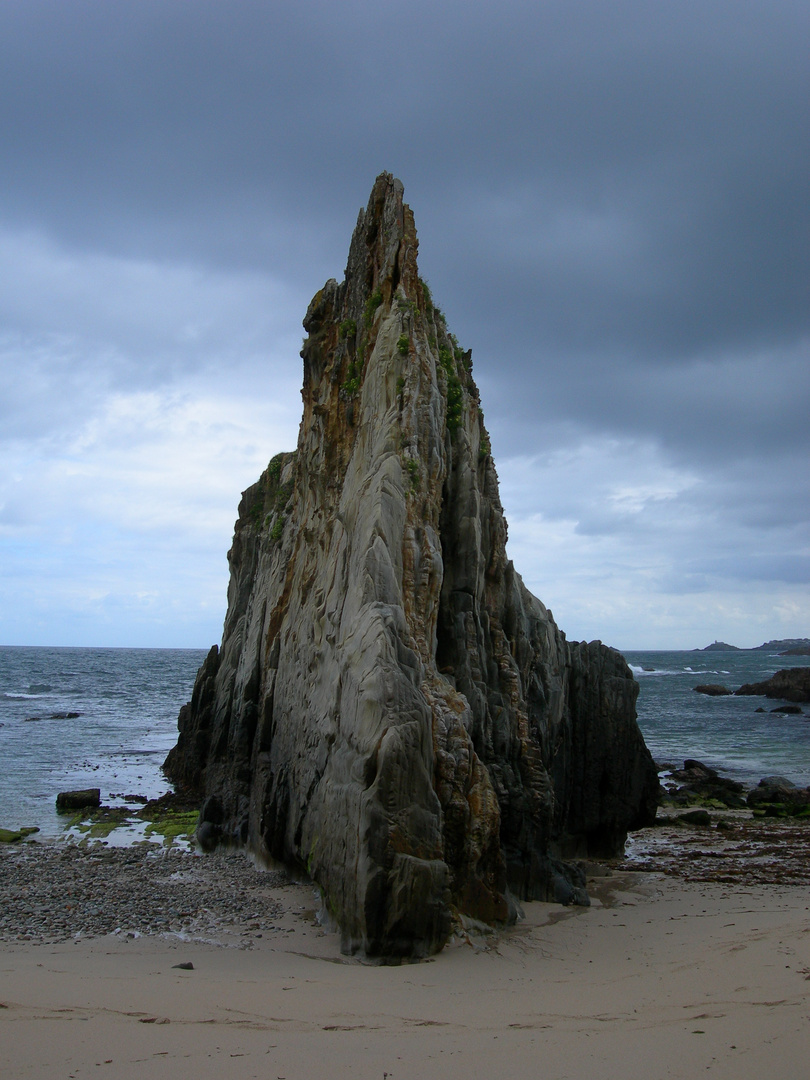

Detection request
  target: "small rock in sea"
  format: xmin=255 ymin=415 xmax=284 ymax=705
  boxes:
xmin=749 ymin=775 xmax=794 ymax=795
xmin=671 ymin=760 xmax=717 ymax=781
xmin=746 ymin=775 xmax=810 ymax=816
xmin=770 ymin=704 xmax=803 ymax=714
xmin=693 ymin=684 xmax=733 ymax=696
xmin=664 ymin=761 xmax=746 ymax=809
xmin=55 ymin=788 xmax=101 ymax=811
xmin=24 ymin=712 xmax=82 ymax=722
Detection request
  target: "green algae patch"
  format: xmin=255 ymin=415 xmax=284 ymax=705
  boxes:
xmin=752 ymin=802 xmax=810 ymax=819
xmin=86 ymin=807 xmax=134 ymax=838
xmin=0 ymin=826 xmax=40 ymax=843
xmin=143 ymin=810 xmax=199 ymax=847
xmin=122 ymin=790 xmax=203 ymax=847
xmin=49 ymin=789 xmax=201 ymax=849
xmin=60 ymin=805 xmax=135 ymax=838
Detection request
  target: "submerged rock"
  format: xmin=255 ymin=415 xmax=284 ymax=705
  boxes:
xmin=24 ymin=711 xmax=82 ymax=722
xmin=164 ymin=173 xmax=658 ymax=958
xmin=693 ymin=684 xmax=732 ymax=696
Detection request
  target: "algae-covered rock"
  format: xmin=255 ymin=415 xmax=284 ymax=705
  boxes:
xmin=747 ymin=776 xmax=810 ymax=817
xmin=164 ymin=173 xmax=658 ymax=958
xmin=56 ymin=789 xmax=101 ymax=812
xmin=0 ymin=826 xmax=40 ymax=843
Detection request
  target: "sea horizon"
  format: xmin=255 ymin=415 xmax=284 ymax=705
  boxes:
xmin=3 ymin=639 xmax=807 ymax=653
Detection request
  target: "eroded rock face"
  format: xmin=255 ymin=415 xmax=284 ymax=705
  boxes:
xmin=164 ymin=173 xmax=658 ymax=958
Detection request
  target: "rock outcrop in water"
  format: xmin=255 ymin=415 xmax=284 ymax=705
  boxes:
xmin=735 ymin=668 xmax=810 ymax=703
xmin=164 ymin=173 xmax=658 ymax=958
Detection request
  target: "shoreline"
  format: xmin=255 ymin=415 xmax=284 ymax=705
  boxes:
xmin=3 ymin=770 xmax=809 ymax=1078
xmin=2 ymin=837 xmax=808 ymax=1079
xmin=3 ymin=805 xmax=810 ymax=946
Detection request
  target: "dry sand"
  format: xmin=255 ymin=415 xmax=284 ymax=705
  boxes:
xmin=2 ymin=851 xmax=809 ymax=1080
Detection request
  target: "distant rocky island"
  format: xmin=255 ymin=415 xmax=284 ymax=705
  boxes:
xmin=164 ymin=173 xmax=658 ymax=959
xmin=698 ymin=638 xmax=810 ymax=654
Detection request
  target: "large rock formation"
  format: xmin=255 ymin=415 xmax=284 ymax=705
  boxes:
xmin=164 ymin=173 xmax=658 ymax=958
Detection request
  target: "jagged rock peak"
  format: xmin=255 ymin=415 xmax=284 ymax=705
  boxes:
xmin=164 ymin=173 xmax=659 ymax=959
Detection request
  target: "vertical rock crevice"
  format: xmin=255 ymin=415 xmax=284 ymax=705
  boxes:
xmin=164 ymin=172 xmax=659 ymax=958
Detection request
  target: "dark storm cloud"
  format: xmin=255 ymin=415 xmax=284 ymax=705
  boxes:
xmin=482 ymin=337 xmax=810 ymax=472
xmin=0 ymin=0 xmax=806 ymax=645
xmin=3 ymin=2 xmax=807 ymax=297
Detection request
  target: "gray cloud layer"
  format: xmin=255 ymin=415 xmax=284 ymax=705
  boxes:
xmin=0 ymin=0 xmax=807 ymax=647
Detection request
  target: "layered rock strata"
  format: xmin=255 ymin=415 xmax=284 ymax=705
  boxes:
xmin=164 ymin=173 xmax=658 ymax=958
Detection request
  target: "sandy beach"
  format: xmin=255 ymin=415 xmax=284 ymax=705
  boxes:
xmin=2 ymin=822 xmax=809 ymax=1080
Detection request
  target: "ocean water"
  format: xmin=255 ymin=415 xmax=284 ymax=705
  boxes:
xmin=0 ymin=646 xmax=206 ymax=836
xmin=625 ymin=648 xmax=810 ymax=786
xmin=1 ymin=645 xmax=809 ymax=836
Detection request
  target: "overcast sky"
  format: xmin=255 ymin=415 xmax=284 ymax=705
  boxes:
xmin=1 ymin=0 xmax=807 ymax=651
